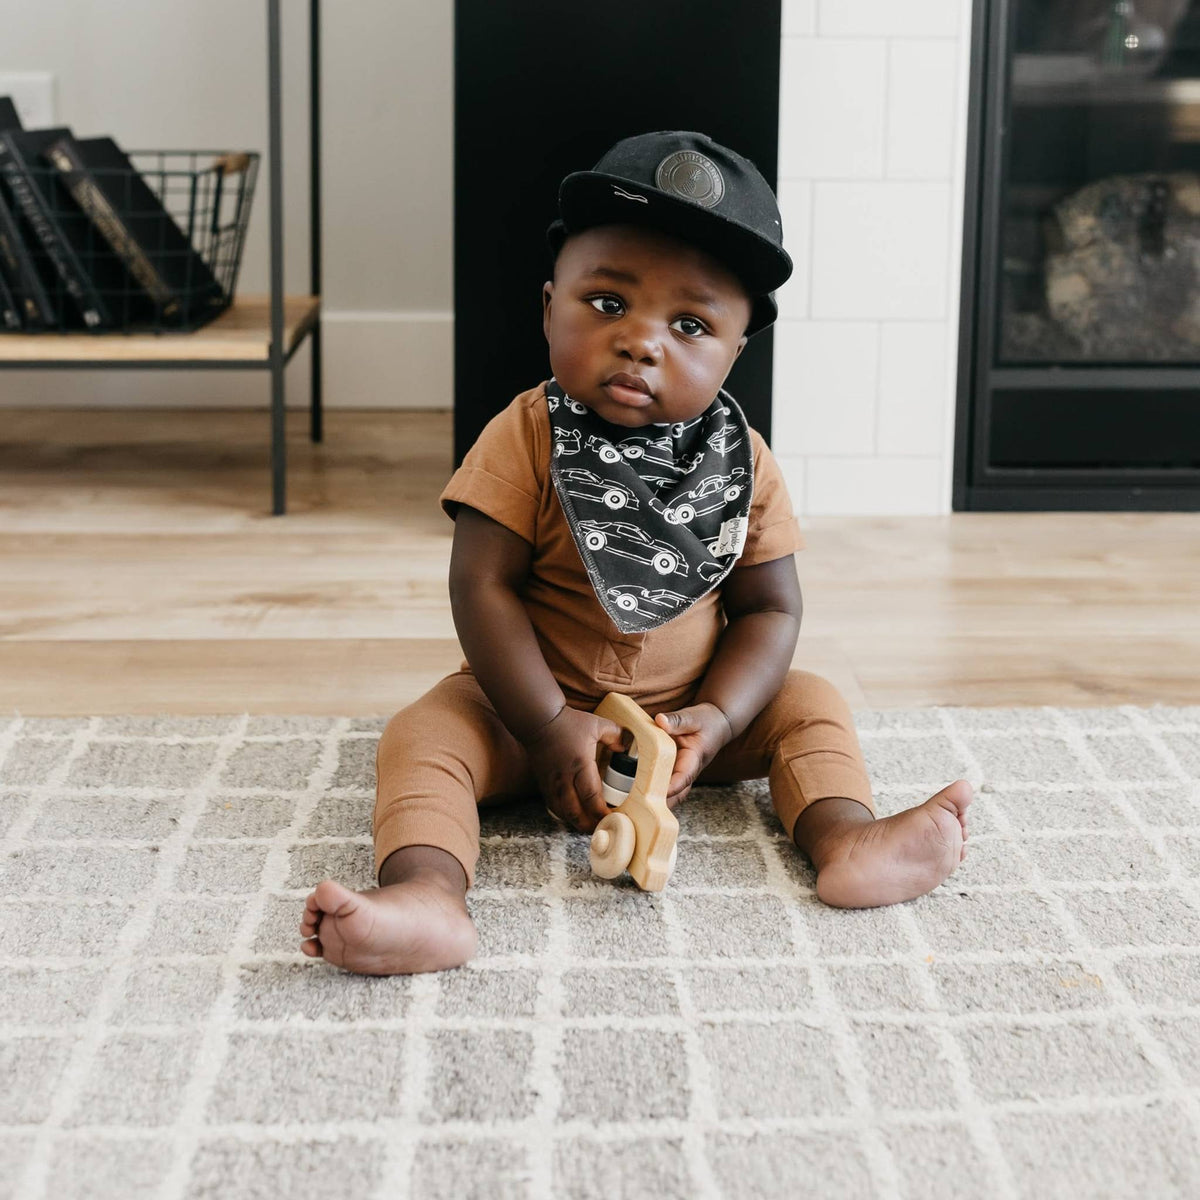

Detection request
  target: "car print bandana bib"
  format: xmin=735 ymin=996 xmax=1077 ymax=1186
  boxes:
xmin=545 ymin=377 xmax=754 ymax=634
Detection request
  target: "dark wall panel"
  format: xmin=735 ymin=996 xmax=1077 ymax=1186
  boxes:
xmin=454 ymin=1 xmax=783 ymax=464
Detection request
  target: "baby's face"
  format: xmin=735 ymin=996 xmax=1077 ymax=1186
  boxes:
xmin=542 ymin=225 xmax=752 ymax=429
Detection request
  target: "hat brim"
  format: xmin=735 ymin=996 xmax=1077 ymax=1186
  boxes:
xmin=549 ymin=171 xmax=791 ymax=337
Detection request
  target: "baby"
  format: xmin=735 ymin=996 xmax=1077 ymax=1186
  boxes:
xmin=301 ymin=131 xmax=972 ymax=975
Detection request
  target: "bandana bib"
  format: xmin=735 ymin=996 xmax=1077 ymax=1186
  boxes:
xmin=546 ymin=378 xmax=754 ymax=634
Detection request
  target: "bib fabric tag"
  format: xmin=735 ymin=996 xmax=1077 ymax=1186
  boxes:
xmin=546 ymin=378 xmax=755 ymax=634
xmin=712 ymin=517 xmax=748 ymax=558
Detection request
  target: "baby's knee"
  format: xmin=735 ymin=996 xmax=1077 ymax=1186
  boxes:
xmin=375 ymin=709 xmax=413 ymax=782
xmin=376 ymin=708 xmax=412 ymax=764
xmin=777 ymin=669 xmax=852 ymax=720
xmin=376 ymin=701 xmax=459 ymax=773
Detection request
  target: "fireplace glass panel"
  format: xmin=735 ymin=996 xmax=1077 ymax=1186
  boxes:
xmin=999 ymin=0 xmax=1200 ymax=363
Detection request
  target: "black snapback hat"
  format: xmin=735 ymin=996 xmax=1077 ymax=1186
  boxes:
xmin=547 ymin=130 xmax=792 ymax=336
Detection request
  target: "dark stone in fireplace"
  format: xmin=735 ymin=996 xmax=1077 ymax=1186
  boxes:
xmin=1002 ymin=171 xmax=1200 ymax=361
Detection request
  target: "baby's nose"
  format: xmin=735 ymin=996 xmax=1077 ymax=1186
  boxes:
xmin=615 ymin=321 xmax=662 ymax=363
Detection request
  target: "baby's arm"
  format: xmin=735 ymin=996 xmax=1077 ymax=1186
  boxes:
xmin=693 ymin=555 xmax=803 ymax=738
xmin=448 ymin=505 xmax=566 ymax=739
xmin=447 ymin=504 xmax=623 ymax=830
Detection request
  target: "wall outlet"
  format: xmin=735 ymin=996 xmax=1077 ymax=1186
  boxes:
xmin=0 ymin=71 xmax=56 ymax=129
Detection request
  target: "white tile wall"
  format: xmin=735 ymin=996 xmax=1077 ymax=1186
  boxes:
xmin=877 ymin=323 xmax=951 ymax=457
xmin=886 ymin=39 xmax=960 ymax=179
xmin=810 ymin=182 xmax=951 ymax=320
xmin=780 ymin=0 xmax=816 ymax=36
xmin=778 ymin=39 xmax=886 ymax=179
xmin=816 ymin=0 xmax=962 ymax=38
xmin=773 ymin=323 xmax=879 ymax=456
xmin=773 ymin=0 xmax=973 ymax=515
xmin=774 ymin=182 xmax=812 ymax=319
xmin=774 ymin=454 xmax=807 ymax=514
xmin=804 ymin=455 xmax=946 ymax=515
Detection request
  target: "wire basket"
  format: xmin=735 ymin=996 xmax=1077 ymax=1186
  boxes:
xmin=0 ymin=148 xmax=260 ymax=334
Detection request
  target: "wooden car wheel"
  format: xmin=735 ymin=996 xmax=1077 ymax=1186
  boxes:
xmin=589 ymin=811 xmax=636 ymax=879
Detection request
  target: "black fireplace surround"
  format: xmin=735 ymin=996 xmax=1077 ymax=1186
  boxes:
xmin=955 ymin=0 xmax=1200 ymax=509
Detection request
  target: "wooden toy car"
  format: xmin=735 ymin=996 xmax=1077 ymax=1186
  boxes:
xmin=588 ymin=692 xmax=680 ymax=891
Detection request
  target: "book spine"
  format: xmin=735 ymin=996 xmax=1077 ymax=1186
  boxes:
xmin=0 ymin=261 xmax=20 ymax=329
xmin=44 ymin=140 xmax=179 ymax=316
xmin=0 ymin=140 xmax=109 ymax=329
xmin=0 ymin=184 xmax=54 ymax=327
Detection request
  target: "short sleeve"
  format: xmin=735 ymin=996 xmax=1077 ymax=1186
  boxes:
xmin=439 ymin=388 xmax=548 ymax=545
xmin=738 ymin=429 xmax=804 ymax=565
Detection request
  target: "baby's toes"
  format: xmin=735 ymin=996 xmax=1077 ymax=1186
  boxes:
xmin=299 ymin=892 xmax=323 ymax=937
xmin=942 ymin=780 xmax=973 ymax=835
xmin=310 ymin=880 xmax=377 ymax=950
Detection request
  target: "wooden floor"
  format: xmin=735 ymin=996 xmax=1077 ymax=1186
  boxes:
xmin=1 ymin=408 xmax=1196 ymax=714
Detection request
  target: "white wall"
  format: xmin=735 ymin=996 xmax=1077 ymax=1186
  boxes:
xmin=0 ymin=0 xmax=453 ymax=410
xmin=772 ymin=0 xmax=973 ymax=514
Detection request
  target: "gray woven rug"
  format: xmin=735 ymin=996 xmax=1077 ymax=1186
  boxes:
xmin=3 ymin=706 xmax=1200 ymax=1200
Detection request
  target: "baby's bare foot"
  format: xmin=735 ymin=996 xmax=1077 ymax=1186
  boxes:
xmin=299 ymin=875 xmax=477 ymax=975
xmin=810 ymin=780 xmax=973 ymax=908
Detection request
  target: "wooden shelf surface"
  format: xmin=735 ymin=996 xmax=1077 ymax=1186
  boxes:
xmin=0 ymin=295 xmax=320 ymax=364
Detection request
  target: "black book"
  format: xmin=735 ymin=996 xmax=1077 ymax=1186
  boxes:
xmin=0 ymin=94 xmax=53 ymax=329
xmin=44 ymin=135 xmax=226 ymax=326
xmin=0 ymin=127 xmax=155 ymax=330
xmin=0 ymin=255 xmax=20 ymax=329
xmin=0 ymin=179 xmax=56 ymax=328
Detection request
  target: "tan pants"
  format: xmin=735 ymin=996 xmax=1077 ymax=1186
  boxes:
xmin=374 ymin=669 xmax=874 ymax=888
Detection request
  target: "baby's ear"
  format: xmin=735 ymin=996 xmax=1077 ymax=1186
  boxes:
xmin=733 ymin=334 xmax=748 ymax=360
xmin=542 ymin=282 xmax=554 ymax=341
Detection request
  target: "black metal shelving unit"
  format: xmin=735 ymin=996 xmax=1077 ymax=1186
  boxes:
xmin=0 ymin=0 xmax=323 ymax=515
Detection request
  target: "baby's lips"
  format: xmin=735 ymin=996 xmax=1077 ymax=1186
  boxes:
xmin=606 ymin=371 xmax=651 ymax=394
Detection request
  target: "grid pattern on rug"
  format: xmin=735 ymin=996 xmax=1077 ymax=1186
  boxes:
xmin=1 ymin=706 xmax=1200 ymax=1200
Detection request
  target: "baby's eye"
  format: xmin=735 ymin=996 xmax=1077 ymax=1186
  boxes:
xmin=589 ymin=296 xmax=624 ymax=316
xmin=671 ymin=316 xmax=707 ymax=338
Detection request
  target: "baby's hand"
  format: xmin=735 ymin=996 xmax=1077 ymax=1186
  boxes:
xmin=522 ymin=706 xmax=626 ymax=834
xmin=654 ymin=703 xmax=733 ymax=808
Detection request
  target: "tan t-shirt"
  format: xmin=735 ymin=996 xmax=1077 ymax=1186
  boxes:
xmin=440 ymin=382 xmax=804 ymax=710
